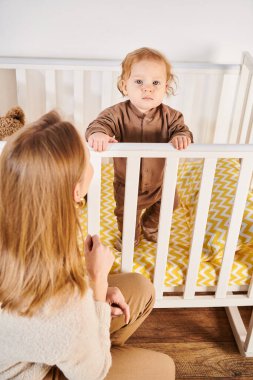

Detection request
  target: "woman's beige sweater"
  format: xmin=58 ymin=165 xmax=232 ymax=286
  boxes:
xmin=0 ymin=288 xmax=111 ymax=380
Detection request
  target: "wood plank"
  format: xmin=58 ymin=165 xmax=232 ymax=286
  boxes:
xmin=127 ymin=342 xmax=253 ymax=378
xmin=127 ymin=307 xmax=253 ymax=379
xmin=128 ymin=308 xmax=235 ymax=343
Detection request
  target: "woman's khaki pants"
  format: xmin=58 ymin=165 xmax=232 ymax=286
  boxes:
xmin=45 ymin=273 xmax=175 ymax=380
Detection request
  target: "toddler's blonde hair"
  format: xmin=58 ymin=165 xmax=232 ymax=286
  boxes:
xmin=117 ymin=47 xmax=176 ymax=96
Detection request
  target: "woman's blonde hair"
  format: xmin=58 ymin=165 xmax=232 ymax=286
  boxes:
xmin=0 ymin=111 xmax=88 ymax=316
xmin=117 ymin=47 xmax=176 ymax=96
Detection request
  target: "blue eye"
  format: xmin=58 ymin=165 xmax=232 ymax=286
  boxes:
xmin=135 ymin=79 xmax=143 ymax=85
xmin=153 ymin=80 xmax=160 ymax=85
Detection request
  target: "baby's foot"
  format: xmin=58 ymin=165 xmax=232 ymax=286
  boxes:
xmin=142 ymin=227 xmax=158 ymax=243
xmin=114 ymin=237 xmax=141 ymax=251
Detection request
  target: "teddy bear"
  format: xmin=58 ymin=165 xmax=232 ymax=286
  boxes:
xmin=0 ymin=106 xmax=25 ymax=140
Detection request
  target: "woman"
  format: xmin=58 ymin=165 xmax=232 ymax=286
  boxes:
xmin=0 ymin=111 xmax=175 ymax=379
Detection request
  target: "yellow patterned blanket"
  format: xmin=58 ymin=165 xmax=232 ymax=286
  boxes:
xmin=79 ymin=159 xmax=253 ymax=288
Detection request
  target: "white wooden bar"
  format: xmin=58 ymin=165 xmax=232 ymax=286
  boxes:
xmin=226 ymin=306 xmax=248 ymax=356
xmin=247 ymin=119 xmax=253 ymax=144
xmin=239 ymin=75 xmax=253 ymax=144
xmin=73 ymin=70 xmax=84 ymax=132
xmin=0 ymin=56 xmax=240 ymax=72
xmin=215 ymin=158 xmax=253 ymax=298
xmin=155 ymin=294 xmax=253 ymax=308
xmin=45 ymin=70 xmax=57 ymax=112
xmin=15 ymin=69 xmax=27 ymax=112
xmin=153 ymin=157 xmax=179 ymax=298
xmin=121 ymin=157 xmax=140 ymax=272
xmin=229 ymin=62 xmax=251 ymax=143
xmin=248 ymin=269 xmax=253 ymax=298
xmin=213 ymin=74 xmax=238 ymax=143
xmin=0 ymin=57 xmax=121 ymax=71
xmin=88 ymin=143 xmax=253 ymax=159
xmin=101 ymin=71 xmax=113 ymax=110
xmin=2 ymin=141 xmax=250 ymax=159
xmin=183 ymin=158 xmax=217 ymax=299
xmin=165 ymin=284 xmax=249 ymax=293
xmin=87 ymin=155 xmax=101 ymax=235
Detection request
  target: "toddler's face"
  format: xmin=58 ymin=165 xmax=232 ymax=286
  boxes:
xmin=122 ymin=59 xmax=168 ymax=113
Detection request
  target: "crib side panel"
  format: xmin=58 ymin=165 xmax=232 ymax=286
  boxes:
xmin=88 ymin=144 xmax=253 ymax=308
xmin=0 ymin=57 xmax=242 ymax=143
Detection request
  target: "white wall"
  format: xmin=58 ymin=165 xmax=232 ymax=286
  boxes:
xmin=0 ymin=0 xmax=253 ymax=63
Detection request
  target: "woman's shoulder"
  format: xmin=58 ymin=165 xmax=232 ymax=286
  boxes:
xmin=40 ymin=286 xmax=94 ymax=319
xmin=0 ymin=288 xmax=95 ymax=363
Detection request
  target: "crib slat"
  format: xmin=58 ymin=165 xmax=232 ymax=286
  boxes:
xmin=229 ymin=62 xmax=251 ymax=143
xmin=15 ymin=69 xmax=27 ymax=113
xmin=247 ymin=242 xmax=253 ymax=298
xmin=101 ymin=71 xmax=113 ymax=110
xmin=121 ymin=157 xmax=140 ymax=272
xmin=239 ymin=76 xmax=253 ymax=143
xmin=153 ymin=157 xmax=179 ymax=298
xmin=183 ymin=158 xmax=217 ymax=299
xmin=45 ymin=70 xmax=57 ymax=112
xmin=215 ymin=158 xmax=253 ymax=298
xmin=213 ymin=74 xmax=238 ymax=143
xmin=200 ymin=74 xmax=220 ymax=143
xmin=248 ymin=121 xmax=253 ymax=144
xmin=248 ymin=269 xmax=253 ymax=298
xmin=248 ymin=278 xmax=253 ymax=299
xmin=87 ymin=155 xmax=101 ymax=235
xmin=73 ymin=70 xmax=84 ymax=133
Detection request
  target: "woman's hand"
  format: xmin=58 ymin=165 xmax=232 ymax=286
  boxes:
xmin=88 ymin=132 xmax=118 ymax=152
xmin=84 ymin=235 xmax=114 ymax=301
xmin=106 ymin=287 xmax=130 ymax=324
xmin=171 ymin=135 xmax=191 ymax=150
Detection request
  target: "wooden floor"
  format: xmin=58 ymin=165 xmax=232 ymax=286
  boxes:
xmin=127 ymin=307 xmax=253 ymax=379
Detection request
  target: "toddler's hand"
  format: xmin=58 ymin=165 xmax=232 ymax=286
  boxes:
xmin=88 ymin=132 xmax=118 ymax=152
xmin=171 ymin=135 xmax=191 ymax=150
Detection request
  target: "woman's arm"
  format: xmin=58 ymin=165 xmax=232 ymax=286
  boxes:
xmin=55 ymin=290 xmax=112 ymax=380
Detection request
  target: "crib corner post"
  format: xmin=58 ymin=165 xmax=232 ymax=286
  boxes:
xmin=243 ymin=308 xmax=253 ymax=357
xmin=226 ymin=306 xmax=253 ymax=357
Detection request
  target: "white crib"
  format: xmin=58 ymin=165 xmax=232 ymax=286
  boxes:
xmin=0 ymin=53 xmax=253 ymax=356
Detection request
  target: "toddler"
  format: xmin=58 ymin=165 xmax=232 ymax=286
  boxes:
xmin=86 ymin=47 xmax=193 ymax=250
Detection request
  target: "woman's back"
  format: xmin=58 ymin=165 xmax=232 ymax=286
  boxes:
xmin=0 ymin=112 xmax=112 ymax=380
xmin=0 ymin=288 xmax=111 ymax=380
